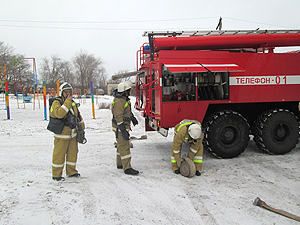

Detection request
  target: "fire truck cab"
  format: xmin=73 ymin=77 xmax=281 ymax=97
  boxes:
xmin=134 ymin=30 xmax=300 ymax=158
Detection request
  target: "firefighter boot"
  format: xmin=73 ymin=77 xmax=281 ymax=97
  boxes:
xmin=68 ymin=173 xmax=81 ymax=178
xmin=196 ymin=171 xmax=201 ymax=176
xmin=125 ymin=168 xmax=139 ymax=175
xmin=52 ymin=176 xmax=65 ymax=181
xmin=174 ymin=170 xmax=180 ymax=174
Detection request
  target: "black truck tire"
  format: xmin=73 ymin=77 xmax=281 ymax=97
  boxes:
xmin=204 ymin=110 xmax=250 ymax=158
xmin=254 ymin=109 xmax=299 ymax=155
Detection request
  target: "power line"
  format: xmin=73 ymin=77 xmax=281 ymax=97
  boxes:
xmin=0 ymin=24 xmax=214 ymax=31
xmin=0 ymin=17 xmax=217 ymax=24
xmin=223 ymin=17 xmax=290 ymax=28
xmin=0 ymin=16 xmax=292 ymax=30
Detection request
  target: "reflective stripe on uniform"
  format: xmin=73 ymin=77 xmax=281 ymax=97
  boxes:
xmin=54 ymin=129 xmax=77 ymax=139
xmin=193 ymin=156 xmax=203 ymax=163
xmin=124 ymin=100 xmax=130 ymax=108
xmin=171 ymin=156 xmax=176 ymax=163
xmin=121 ymin=154 xmax=131 ymax=160
xmin=61 ymin=105 xmax=69 ymax=113
xmin=173 ymin=149 xmax=180 ymax=154
xmin=113 ymin=99 xmax=130 ymax=108
xmin=177 ymin=120 xmax=202 ymax=132
xmin=54 ymin=133 xmax=77 ymax=139
xmin=112 ymin=127 xmax=130 ymax=132
xmin=52 ymin=163 xmax=64 ymax=168
xmin=66 ymin=161 xmax=76 ymax=166
xmin=177 ymin=122 xmax=192 ymax=132
xmin=180 ymin=120 xmax=201 ymax=126
xmin=190 ymin=147 xmax=198 ymax=154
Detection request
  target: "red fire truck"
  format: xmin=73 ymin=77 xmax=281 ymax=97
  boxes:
xmin=133 ymin=30 xmax=300 ymax=158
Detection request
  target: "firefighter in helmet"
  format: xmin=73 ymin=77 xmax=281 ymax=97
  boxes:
xmin=50 ymin=82 xmax=85 ymax=181
xmin=171 ymin=119 xmax=204 ymax=176
xmin=112 ymin=81 xmax=139 ymax=175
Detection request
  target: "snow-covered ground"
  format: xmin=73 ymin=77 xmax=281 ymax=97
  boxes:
xmin=0 ymin=95 xmax=299 ymax=225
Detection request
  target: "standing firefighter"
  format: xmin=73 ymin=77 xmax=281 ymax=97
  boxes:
xmin=171 ymin=119 xmax=204 ymax=176
xmin=47 ymin=82 xmax=85 ymax=181
xmin=112 ymin=81 xmax=139 ymax=175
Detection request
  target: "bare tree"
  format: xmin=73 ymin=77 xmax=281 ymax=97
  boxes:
xmin=60 ymin=61 xmax=74 ymax=84
xmin=0 ymin=41 xmax=14 ymax=58
xmin=0 ymin=42 xmax=31 ymax=93
xmin=72 ymin=50 xmax=105 ymax=90
xmin=96 ymin=67 xmax=107 ymax=91
xmin=39 ymin=55 xmax=68 ymax=89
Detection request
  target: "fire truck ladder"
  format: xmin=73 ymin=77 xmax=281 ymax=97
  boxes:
xmin=144 ymin=29 xmax=300 ymax=60
xmin=0 ymin=64 xmax=6 ymax=109
xmin=12 ymin=58 xmax=25 ymax=109
xmin=143 ymin=29 xmax=300 ymax=37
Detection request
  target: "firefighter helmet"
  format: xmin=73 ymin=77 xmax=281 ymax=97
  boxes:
xmin=117 ymin=81 xmax=132 ymax=93
xmin=59 ymin=82 xmax=73 ymax=96
xmin=188 ymin=123 xmax=202 ymax=139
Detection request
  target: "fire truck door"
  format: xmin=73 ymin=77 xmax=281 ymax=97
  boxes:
xmin=162 ymin=102 xmax=196 ymax=127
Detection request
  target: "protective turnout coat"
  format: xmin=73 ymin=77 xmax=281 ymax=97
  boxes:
xmin=111 ymin=95 xmax=133 ymax=171
xmin=171 ymin=119 xmax=204 ymax=171
xmin=111 ymin=96 xmax=131 ymax=131
xmin=50 ymin=97 xmax=85 ymax=177
xmin=50 ymin=97 xmax=85 ymax=139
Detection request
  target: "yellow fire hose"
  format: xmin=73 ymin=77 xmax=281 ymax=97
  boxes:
xmin=253 ymin=197 xmax=300 ymax=222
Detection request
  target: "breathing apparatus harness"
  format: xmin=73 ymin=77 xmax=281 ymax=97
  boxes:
xmin=47 ymin=97 xmax=87 ymax=144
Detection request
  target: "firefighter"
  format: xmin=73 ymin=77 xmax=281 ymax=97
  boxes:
xmin=171 ymin=119 xmax=204 ymax=176
xmin=50 ymin=82 xmax=85 ymax=181
xmin=112 ymin=81 xmax=139 ymax=175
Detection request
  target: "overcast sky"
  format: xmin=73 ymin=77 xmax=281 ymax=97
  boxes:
xmin=1 ymin=0 xmax=300 ymax=81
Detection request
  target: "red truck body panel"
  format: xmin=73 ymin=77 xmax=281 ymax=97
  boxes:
xmin=133 ymin=30 xmax=300 ymax=157
xmin=134 ymin=30 xmax=300 ymax=130
xmin=137 ymin=49 xmax=300 ymax=128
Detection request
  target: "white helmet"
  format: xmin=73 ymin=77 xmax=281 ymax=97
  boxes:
xmin=117 ymin=81 xmax=132 ymax=93
xmin=59 ymin=82 xmax=73 ymax=96
xmin=188 ymin=124 xmax=202 ymax=139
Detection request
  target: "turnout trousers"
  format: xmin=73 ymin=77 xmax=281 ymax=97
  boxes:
xmin=115 ymin=131 xmax=132 ymax=171
xmin=52 ymin=137 xmax=79 ymax=177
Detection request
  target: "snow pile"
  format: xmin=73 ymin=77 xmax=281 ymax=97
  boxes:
xmin=0 ymin=96 xmax=299 ymax=225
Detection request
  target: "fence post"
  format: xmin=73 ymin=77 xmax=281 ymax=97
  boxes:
xmin=91 ymin=81 xmax=95 ymax=119
xmin=43 ymin=81 xmax=47 ymax=120
xmin=5 ymin=81 xmax=10 ymax=119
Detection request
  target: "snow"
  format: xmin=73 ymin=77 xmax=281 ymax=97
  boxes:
xmin=0 ymin=95 xmax=299 ymax=225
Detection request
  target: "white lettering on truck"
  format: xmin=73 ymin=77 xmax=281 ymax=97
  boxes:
xmin=230 ymin=75 xmax=300 ymax=85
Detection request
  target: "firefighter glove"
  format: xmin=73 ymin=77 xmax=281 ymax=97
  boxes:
xmin=118 ymin=123 xmax=130 ymax=140
xmin=131 ymin=113 xmax=138 ymax=126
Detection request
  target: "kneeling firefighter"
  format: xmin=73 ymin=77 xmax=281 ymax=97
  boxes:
xmin=47 ymin=82 xmax=85 ymax=181
xmin=171 ymin=119 xmax=204 ymax=176
xmin=111 ymin=81 xmax=139 ymax=175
